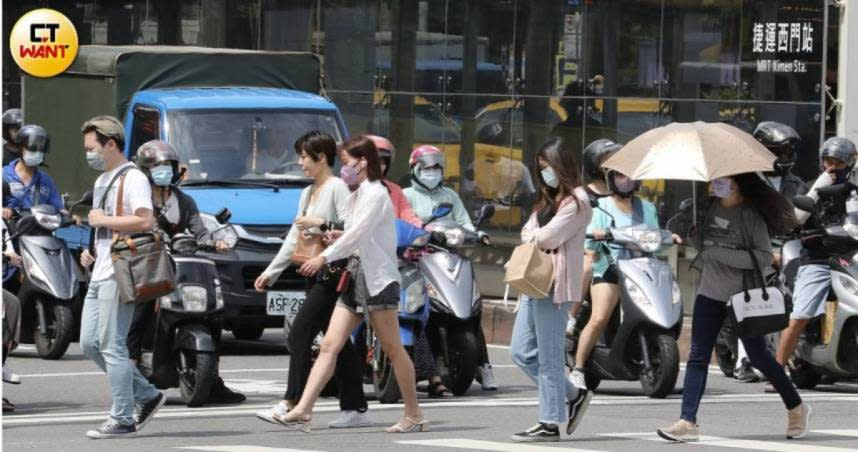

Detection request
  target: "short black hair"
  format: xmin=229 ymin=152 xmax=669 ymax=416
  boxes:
xmin=294 ymin=130 xmax=337 ymax=167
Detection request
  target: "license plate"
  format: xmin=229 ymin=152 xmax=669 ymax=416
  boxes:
xmin=266 ymin=291 xmax=306 ymax=318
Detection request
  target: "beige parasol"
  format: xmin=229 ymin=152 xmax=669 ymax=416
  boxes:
xmin=601 ymin=121 xmax=776 ymax=181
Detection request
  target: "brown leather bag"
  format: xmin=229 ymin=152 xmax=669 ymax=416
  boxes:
xmin=291 ymin=184 xmax=327 ymax=264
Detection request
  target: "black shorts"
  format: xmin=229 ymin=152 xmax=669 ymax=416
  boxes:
xmin=338 ymin=281 xmax=400 ymax=314
xmin=593 ymin=266 xmax=619 ymax=285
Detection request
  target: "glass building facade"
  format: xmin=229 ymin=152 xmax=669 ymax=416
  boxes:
xmin=2 ymin=1 xmax=842 ymax=295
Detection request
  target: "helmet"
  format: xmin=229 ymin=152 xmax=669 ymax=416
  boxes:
xmin=367 ymin=135 xmax=394 ymax=176
xmin=409 ymin=145 xmax=445 ymax=169
xmin=2 ymin=109 xmax=23 ymax=142
xmin=753 ymin=121 xmax=799 ymax=175
xmin=136 ymin=140 xmax=180 ymax=184
xmin=582 ymin=139 xmax=622 ymax=181
xmin=14 ymin=124 xmax=50 ymax=154
xmin=819 ymin=136 xmax=858 ymax=170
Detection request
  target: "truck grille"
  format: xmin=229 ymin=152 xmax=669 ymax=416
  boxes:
xmin=241 ymin=265 xmax=306 ymax=291
xmin=240 ymin=225 xmax=289 ymax=240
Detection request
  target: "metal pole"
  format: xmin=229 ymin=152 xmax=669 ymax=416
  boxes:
xmin=837 ymin=0 xmax=858 ymax=141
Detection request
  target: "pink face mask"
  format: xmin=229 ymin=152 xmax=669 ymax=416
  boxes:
xmin=340 ymin=162 xmax=362 ymax=186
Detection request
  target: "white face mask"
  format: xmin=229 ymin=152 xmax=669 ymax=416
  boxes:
xmin=22 ymin=150 xmax=44 ymax=167
xmin=540 ymin=167 xmax=559 ymax=189
xmin=419 ymin=168 xmax=443 ymax=189
xmin=712 ymin=177 xmax=733 ymax=198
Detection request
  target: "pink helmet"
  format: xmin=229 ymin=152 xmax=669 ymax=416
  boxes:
xmin=366 ymin=135 xmax=395 ymax=160
xmin=409 ymin=144 xmax=445 ymax=169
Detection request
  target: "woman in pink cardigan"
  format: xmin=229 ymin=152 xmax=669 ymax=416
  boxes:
xmin=510 ymin=136 xmax=594 ymax=443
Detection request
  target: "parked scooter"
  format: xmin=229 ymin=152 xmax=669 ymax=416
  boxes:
xmin=418 ymin=203 xmax=494 ymax=396
xmin=353 ymin=218 xmax=432 ymax=403
xmin=781 ymin=190 xmax=858 ymax=388
xmin=136 ymin=210 xmax=230 ymax=406
xmin=566 ymin=201 xmax=685 ymax=399
xmin=7 ymin=200 xmax=85 ymax=360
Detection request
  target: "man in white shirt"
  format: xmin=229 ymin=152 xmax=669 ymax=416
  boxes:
xmin=78 ymin=116 xmax=165 ymax=439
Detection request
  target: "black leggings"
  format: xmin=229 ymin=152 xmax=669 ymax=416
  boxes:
xmin=285 ymin=275 xmax=367 ymax=412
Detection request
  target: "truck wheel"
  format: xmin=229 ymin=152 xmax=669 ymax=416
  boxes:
xmin=34 ymin=303 xmax=73 ymax=360
xmin=179 ymin=351 xmax=217 ymax=407
xmin=640 ymin=333 xmax=679 ymax=399
xmin=439 ymin=329 xmax=479 ymax=396
xmin=232 ymin=326 xmax=264 ymax=341
xmin=789 ymin=358 xmax=822 ymax=390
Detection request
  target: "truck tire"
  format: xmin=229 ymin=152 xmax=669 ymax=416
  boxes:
xmin=232 ymin=326 xmax=264 ymax=341
xmin=34 ymin=302 xmax=73 ymax=360
xmin=179 ymin=351 xmax=217 ymax=407
xmin=639 ymin=333 xmax=679 ymax=399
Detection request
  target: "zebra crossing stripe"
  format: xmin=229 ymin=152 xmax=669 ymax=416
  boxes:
xmin=600 ymin=432 xmax=856 ymax=452
xmin=398 ymin=439 xmax=603 ymax=452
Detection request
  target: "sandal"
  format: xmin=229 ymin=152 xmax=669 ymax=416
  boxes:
xmin=282 ymin=410 xmax=313 ymax=433
xmin=427 ymin=381 xmax=453 ymax=398
xmin=386 ymin=416 xmax=429 ymax=433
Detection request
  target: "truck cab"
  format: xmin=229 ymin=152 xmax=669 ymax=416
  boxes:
xmin=125 ymin=87 xmax=348 ymax=339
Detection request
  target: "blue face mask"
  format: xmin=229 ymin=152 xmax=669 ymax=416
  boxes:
xmin=86 ymin=150 xmax=106 ymax=171
xmin=22 ymin=151 xmax=44 ymax=167
xmin=150 ymin=166 xmax=174 ymax=187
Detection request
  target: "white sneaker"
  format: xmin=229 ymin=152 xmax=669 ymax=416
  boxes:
xmin=476 ymin=364 xmax=498 ymax=390
xmin=569 ymin=369 xmax=587 ymax=390
xmin=566 ymin=316 xmax=577 ymax=335
xmin=256 ymin=401 xmax=289 ymax=425
xmin=328 ymin=410 xmax=373 ymax=428
xmin=2 ymin=366 xmax=21 ymax=384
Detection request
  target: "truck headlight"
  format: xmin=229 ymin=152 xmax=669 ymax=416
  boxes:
xmin=624 ymin=278 xmax=650 ymax=306
xmin=404 ymin=279 xmax=425 ymax=313
xmin=181 ymin=285 xmax=208 ymax=312
xmin=200 ymin=213 xmax=238 ymax=249
xmin=214 ymin=278 xmax=224 ymax=310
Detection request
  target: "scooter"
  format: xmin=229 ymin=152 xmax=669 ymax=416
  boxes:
xmin=418 ymin=203 xmax=494 ymax=396
xmin=566 ymin=203 xmax=684 ymax=399
xmin=782 ymin=190 xmax=858 ymax=388
xmin=7 ymin=203 xmax=82 ymax=360
xmin=137 ymin=219 xmax=227 ymax=406
xmin=352 ymin=218 xmax=432 ymax=403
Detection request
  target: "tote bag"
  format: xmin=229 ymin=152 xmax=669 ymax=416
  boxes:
xmin=504 ymin=238 xmax=554 ymax=298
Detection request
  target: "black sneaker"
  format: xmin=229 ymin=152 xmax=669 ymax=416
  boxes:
xmin=511 ymin=423 xmax=560 ymax=442
xmin=135 ymin=392 xmax=166 ymax=432
xmin=208 ymin=378 xmax=246 ymax=404
xmin=734 ymin=360 xmax=759 ymax=383
xmin=86 ymin=419 xmax=136 ymax=439
xmin=567 ymin=389 xmax=594 ymax=435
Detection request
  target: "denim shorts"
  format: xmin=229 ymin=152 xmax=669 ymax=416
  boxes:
xmin=338 ymin=281 xmax=400 ymax=314
xmin=791 ymin=264 xmax=830 ymax=320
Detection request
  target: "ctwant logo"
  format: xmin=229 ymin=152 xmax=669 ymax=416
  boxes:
xmin=10 ymin=9 xmax=79 ymax=78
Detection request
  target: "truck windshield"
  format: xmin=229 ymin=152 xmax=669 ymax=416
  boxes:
xmin=168 ymin=109 xmax=343 ymax=182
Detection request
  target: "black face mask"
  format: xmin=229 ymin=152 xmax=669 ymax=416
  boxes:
xmin=834 ymin=167 xmax=851 ymax=184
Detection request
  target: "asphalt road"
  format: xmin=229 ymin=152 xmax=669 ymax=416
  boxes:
xmin=3 ymin=329 xmax=858 ymax=452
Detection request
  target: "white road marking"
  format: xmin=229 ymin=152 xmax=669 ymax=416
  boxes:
xmin=17 ymin=368 xmax=290 ymax=378
xmin=486 ymin=344 xmax=510 ymax=350
xmin=399 ymin=438 xmax=602 ymax=451
xmin=5 ymin=393 xmax=857 ymax=426
xmin=602 ymin=432 xmax=856 ymax=451
xmin=813 ymin=430 xmax=858 ymax=437
xmin=179 ymin=447 xmax=324 ymax=452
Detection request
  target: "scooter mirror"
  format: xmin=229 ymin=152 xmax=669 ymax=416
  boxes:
xmin=215 ymin=207 xmax=232 ymax=225
xmin=475 ymin=204 xmax=495 ymax=227
xmin=678 ymin=198 xmax=693 ymax=214
xmin=426 ymin=202 xmax=453 ymax=225
xmin=69 ymin=191 xmax=94 ymax=209
xmin=792 ymin=195 xmax=816 ymax=214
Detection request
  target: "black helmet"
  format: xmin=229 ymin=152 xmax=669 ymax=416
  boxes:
xmin=3 ymin=109 xmax=23 ymax=142
xmin=583 ymin=139 xmax=622 ymax=181
xmin=819 ymin=137 xmax=857 ymax=170
xmin=754 ymin=121 xmax=799 ymax=175
xmin=14 ymin=124 xmax=50 ymax=154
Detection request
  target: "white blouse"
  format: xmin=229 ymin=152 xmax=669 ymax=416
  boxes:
xmin=320 ymin=179 xmax=401 ymax=296
xmin=261 ymin=177 xmax=350 ymax=283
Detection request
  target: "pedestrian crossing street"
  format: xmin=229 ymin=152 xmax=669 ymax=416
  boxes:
xmin=177 ymin=430 xmax=858 ymax=452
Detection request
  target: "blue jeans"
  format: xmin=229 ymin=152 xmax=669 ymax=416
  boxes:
xmin=510 ymin=295 xmax=575 ymax=424
xmin=681 ymin=295 xmax=801 ymax=424
xmin=79 ymin=279 xmax=161 ymax=426
xmin=791 ymin=264 xmax=830 ymax=320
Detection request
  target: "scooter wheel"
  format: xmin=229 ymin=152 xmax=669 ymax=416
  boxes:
xmin=179 ymin=351 xmax=218 ymax=407
xmin=34 ymin=303 xmax=74 ymax=360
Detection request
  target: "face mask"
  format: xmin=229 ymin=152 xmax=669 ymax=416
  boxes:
xmin=833 ymin=167 xmax=851 ymax=184
xmin=419 ymin=168 xmax=443 ymax=189
xmin=86 ymin=149 xmax=106 ymax=171
xmin=612 ymin=174 xmax=636 ymax=197
xmin=540 ymin=167 xmax=560 ymax=189
xmin=150 ymin=166 xmax=174 ymax=187
xmin=22 ymin=150 xmax=44 ymax=167
xmin=712 ymin=177 xmax=733 ymax=198
xmin=340 ymin=162 xmax=362 ymax=186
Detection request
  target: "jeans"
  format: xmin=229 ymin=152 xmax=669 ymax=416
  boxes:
xmin=79 ymin=279 xmax=161 ymax=426
xmin=791 ymin=264 xmax=830 ymax=320
xmin=510 ymin=295 xmax=575 ymax=424
xmin=681 ymin=295 xmax=802 ymax=423
xmin=285 ymin=276 xmax=367 ymax=412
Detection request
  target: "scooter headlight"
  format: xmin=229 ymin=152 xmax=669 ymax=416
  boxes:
xmin=444 ymin=228 xmax=465 ymax=247
xmin=634 ymin=230 xmax=662 ymax=253
xmin=410 ymin=233 xmax=430 ymax=248
xmin=426 ymin=280 xmax=442 ymax=302
xmin=200 ymin=213 xmax=238 ymax=249
xmin=33 ymin=211 xmax=61 ymax=231
xmin=159 ymin=294 xmax=175 ymax=311
xmin=672 ymin=281 xmax=682 ymax=305
xmin=180 ymin=285 xmax=208 ymax=312
xmin=404 ymin=279 xmax=426 ymax=314
xmin=624 ymin=278 xmax=651 ymax=306
xmin=214 ymin=278 xmax=224 ymax=310
xmin=837 ymin=274 xmax=858 ymax=298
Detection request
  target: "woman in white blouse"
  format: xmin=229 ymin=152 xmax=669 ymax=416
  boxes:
xmin=253 ymin=131 xmax=371 ymax=429
xmin=282 ymin=135 xmax=426 ymax=433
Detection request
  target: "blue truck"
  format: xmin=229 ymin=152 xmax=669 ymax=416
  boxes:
xmin=24 ymin=46 xmax=347 ymax=339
